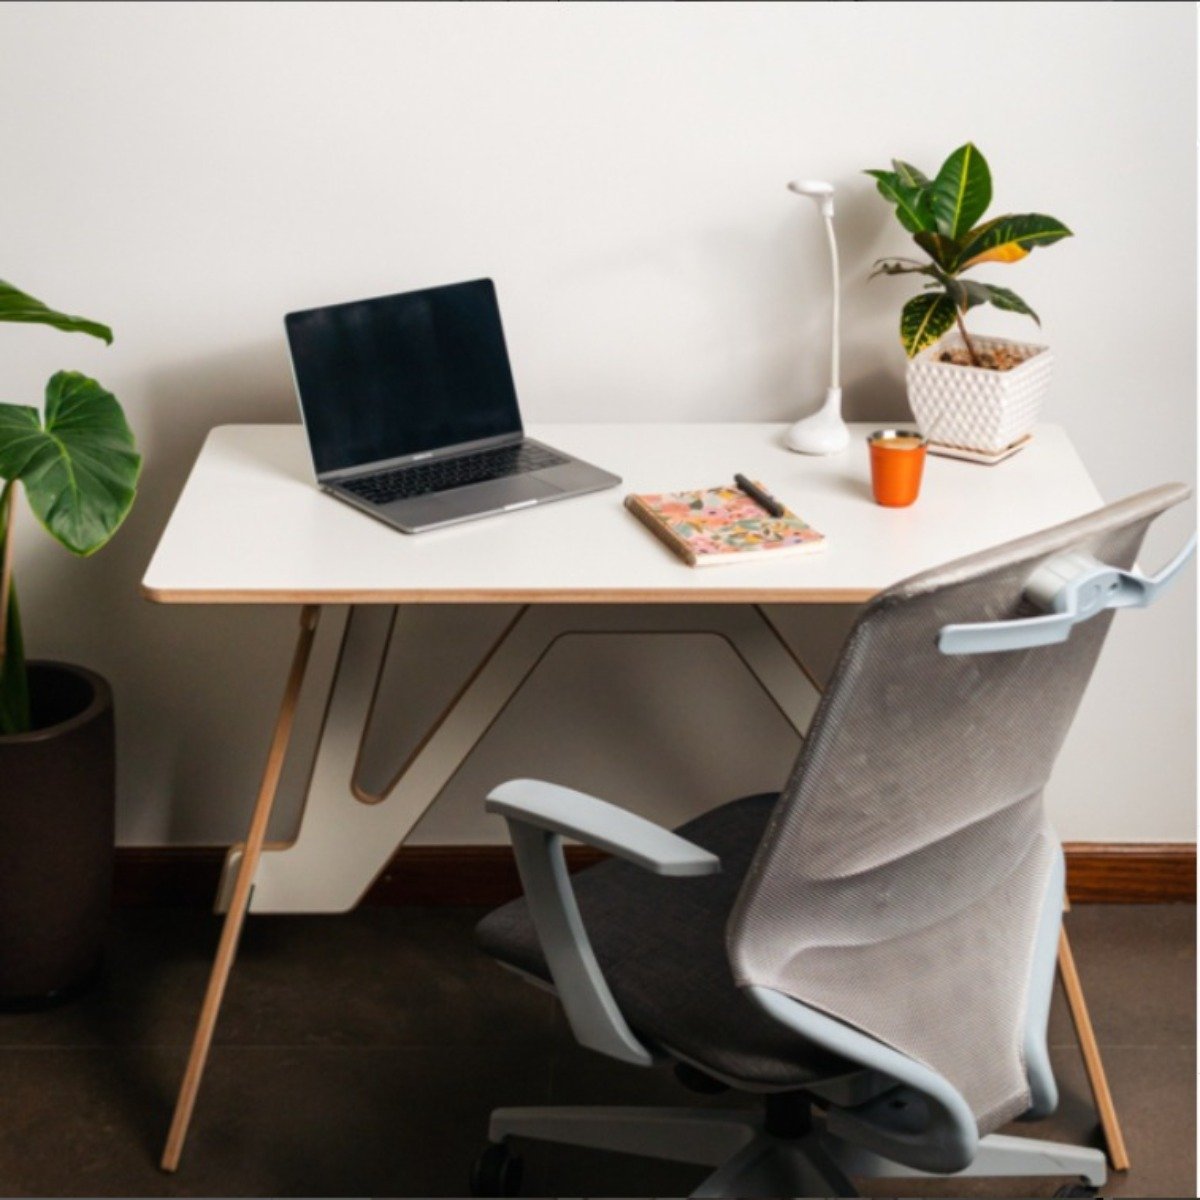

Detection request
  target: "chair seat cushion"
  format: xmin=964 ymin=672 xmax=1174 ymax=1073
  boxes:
xmin=475 ymin=792 xmax=855 ymax=1088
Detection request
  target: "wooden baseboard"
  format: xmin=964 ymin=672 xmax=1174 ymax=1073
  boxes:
xmin=360 ymin=845 xmax=609 ymax=907
xmin=114 ymin=846 xmax=230 ymax=909
xmin=1063 ymin=842 xmax=1196 ymax=904
xmin=114 ymin=841 xmax=1195 ymax=908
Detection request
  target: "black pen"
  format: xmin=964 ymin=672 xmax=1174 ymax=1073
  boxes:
xmin=734 ymin=474 xmax=785 ymax=518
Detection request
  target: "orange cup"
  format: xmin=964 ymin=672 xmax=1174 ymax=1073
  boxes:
xmin=868 ymin=429 xmax=927 ymax=507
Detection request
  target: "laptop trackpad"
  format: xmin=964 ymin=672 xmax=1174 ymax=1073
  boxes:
xmin=441 ymin=475 xmax=560 ymax=516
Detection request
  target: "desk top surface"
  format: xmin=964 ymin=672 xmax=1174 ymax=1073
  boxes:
xmin=142 ymin=423 xmax=1103 ymax=604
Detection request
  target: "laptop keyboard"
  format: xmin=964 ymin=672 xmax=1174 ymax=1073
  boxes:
xmin=341 ymin=442 xmax=568 ymax=505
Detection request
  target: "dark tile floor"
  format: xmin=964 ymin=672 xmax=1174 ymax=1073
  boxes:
xmin=0 ymin=905 xmax=1192 ymax=1198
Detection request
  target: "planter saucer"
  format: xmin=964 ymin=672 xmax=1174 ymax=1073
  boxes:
xmin=927 ymin=434 xmax=1032 ymax=466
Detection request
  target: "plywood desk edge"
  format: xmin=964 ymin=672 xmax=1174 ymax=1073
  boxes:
xmin=140 ymin=582 xmax=881 ymax=605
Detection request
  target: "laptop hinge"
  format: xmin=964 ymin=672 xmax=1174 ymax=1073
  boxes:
xmin=318 ymin=430 xmax=526 ymax=486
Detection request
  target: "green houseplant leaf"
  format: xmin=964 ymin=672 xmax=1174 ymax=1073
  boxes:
xmin=900 ymin=292 xmax=958 ymax=357
xmin=864 ymin=169 xmax=935 ymax=233
xmin=958 ymin=213 xmax=1073 ymax=270
xmin=867 ymin=144 xmax=1070 ymax=370
xmin=0 ymin=280 xmax=112 ymax=344
xmin=937 ymin=277 xmax=970 ymax=311
xmin=958 ymin=280 xmax=995 ymax=309
xmin=892 ymin=159 xmax=930 ymax=189
xmin=0 ymin=280 xmax=129 ymax=736
xmin=0 ymin=372 xmax=141 ymax=556
xmin=912 ymin=230 xmax=961 ymax=272
xmin=930 ymin=143 xmax=992 ymax=240
xmin=869 ymin=256 xmax=936 ymax=280
xmin=979 ymin=283 xmax=1040 ymax=323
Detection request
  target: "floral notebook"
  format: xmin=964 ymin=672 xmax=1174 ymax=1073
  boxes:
xmin=625 ymin=483 xmax=826 ymax=568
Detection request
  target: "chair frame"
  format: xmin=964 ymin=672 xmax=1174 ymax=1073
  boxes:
xmin=481 ymin=779 xmax=1108 ymax=1197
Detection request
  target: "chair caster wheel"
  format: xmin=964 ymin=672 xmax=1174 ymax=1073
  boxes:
xmin=471 ymin=1142 xmax=523 ymax=1197
xmin=1053 ymin=1185 xmax=1101 ymax=1198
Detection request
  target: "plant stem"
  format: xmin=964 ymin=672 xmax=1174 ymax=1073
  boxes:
xmin=955 ymin=309 xmax=983 ymax=368
xmin=0 ymin=480 xmax=30 ymax=734
xmin=0 ymin=481 xmax=13 ymax=665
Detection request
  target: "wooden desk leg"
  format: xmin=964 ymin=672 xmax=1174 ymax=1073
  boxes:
xmin=160 ymin=605 xmax=320 ymax=1173
xmin=1058 ymin=918 xmax=1131 ymax=1172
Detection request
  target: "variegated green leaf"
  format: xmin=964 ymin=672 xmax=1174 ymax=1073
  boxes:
xmin=892 ymin=159 xmax=930 ymax=188
xmin=960 ymin=280 xmax=994 ymax=309
xmin=869 ymin=257 xmax=936 ymax=280
xmin=931 ymin=143 xmax=992 ymax=240
xmin=940 ymin=216 xmax=995 ymax=271
xmin=982 ymin=284 xmax=1040 ymax=324
xmin=900 ymin=292 xmax=958 ymax=357
xmin=864 ymin=169 xmax=935 ymax=233
xmin=958 ymin=213 xmax=1072 ymax=269
xmin=913 ymin=230 xmax=961 ymax=271
xmin=941 ymin=278 xmax=969 ymax=310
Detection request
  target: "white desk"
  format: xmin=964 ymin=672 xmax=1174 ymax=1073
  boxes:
xmin=145 ymin=421 xmax=1104 ymax=1170
xmin=144 ymin=420 xmax=1104 ymax=914
xmin=145 ymin=422 xmax=1101 ymax=604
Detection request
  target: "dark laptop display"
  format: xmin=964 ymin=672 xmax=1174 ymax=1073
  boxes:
xmin=286 ymin=279 xmax=522 ymax=476
xmin=284 ymin=277 xmax=619 ymax=533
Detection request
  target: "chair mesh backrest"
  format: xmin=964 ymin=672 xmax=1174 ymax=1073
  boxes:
xmin=728 ymin=484 xmax=1189 ymax=1134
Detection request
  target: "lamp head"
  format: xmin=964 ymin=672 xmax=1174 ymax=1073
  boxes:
xmin=787 ymin=178 xmax=835 ymax=218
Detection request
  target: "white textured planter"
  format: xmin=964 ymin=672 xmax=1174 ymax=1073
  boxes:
xmin=907 ymin=332 xmax=1053 ymax=455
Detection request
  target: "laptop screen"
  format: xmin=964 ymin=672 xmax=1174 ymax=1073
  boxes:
xmin=285 ymin=278 xmax=523 ymax=477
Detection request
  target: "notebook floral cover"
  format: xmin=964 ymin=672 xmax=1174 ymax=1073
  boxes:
xmin=625 ymin=483 xmax=826 ymax=568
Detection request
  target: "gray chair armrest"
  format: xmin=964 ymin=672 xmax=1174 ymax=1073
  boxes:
xmin=485 ymin=779 xmax=720 ymax=1067
xmin=487 ymin=779 xmax=721 ymax=876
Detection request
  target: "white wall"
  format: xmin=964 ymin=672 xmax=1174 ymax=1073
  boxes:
xmin=0 ymin=1 xmax=1193 ymax=846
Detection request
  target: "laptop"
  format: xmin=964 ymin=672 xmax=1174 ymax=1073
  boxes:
xmin=284 ymin=278 xmax=621 ymax=533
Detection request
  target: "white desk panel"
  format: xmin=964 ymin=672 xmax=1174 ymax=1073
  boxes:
xmin=142 ymin=423 xmax=1103 ymax=603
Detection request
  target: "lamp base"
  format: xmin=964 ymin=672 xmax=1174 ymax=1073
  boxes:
xmin=784 ymin=387 xmax=848 ymax=455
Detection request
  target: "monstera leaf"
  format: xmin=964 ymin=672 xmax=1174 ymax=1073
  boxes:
xmin=0 ymin=287 xmax=126 ymax=735
xmin=0 ymin=279 xmax=112 ymax=343
xmin=0 ymin=371 xmax=140 ymax=556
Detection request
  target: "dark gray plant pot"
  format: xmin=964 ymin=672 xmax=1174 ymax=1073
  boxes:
xmin=0 ymin=661 xmax=114 ymax=1008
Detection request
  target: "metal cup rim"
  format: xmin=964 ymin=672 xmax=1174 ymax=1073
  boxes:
xmin=868 ymin=428 xmax=927 ymax=446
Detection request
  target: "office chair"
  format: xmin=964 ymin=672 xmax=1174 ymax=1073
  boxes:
xmin=473 ymin=483 xmax=1194 ymax=1198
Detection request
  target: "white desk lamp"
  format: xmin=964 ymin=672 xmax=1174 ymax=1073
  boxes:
xmin=784 ymin=179 xmax=849 ymax=455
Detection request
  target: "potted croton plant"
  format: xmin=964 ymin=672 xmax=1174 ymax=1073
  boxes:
xmin=0 ymin=279 xmax=140 ymax=1006
xmin=867 ymin=143 xmax=1072 ymax=460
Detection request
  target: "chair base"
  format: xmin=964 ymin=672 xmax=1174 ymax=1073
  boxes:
xmin=483 ymin=1103 xmax=1107 ymax=1198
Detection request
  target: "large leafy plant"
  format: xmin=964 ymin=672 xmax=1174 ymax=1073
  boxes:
xmin=0 ymin=281 xmax=140 ymax=734
xmin=866 ymin=143 xmax=1072 ymax=364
